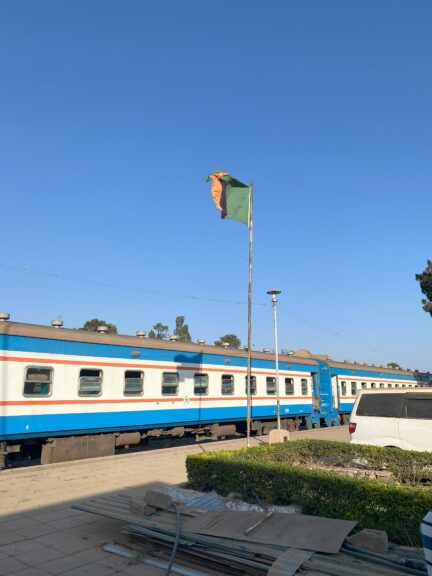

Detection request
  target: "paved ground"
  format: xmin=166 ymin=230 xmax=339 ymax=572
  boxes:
xmin=0 ymin=426 xmax=349 ymax=575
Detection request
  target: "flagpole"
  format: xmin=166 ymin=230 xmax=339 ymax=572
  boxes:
xmin=246 ymin=182 xmax=254 ymax=448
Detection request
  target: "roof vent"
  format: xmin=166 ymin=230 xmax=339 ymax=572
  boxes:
xmin=222 ymin=342 xmax=230 ymax=348
xmin=197 ymin=338 xmax=206 ymax=345
xmin=169 ymin=334 xmax=179 ymax=342
xmin=97 ymin=325 xmax=108 ymax=334
xmin=51 ymin=319 xmax=63 ymax=328
xmin=136 ymin=330 xmax=146 ymax=338
xmin=263 ymin=347 xmax=270 ymax=353
xmin=0 ymin=312 xmax=10 ymax=322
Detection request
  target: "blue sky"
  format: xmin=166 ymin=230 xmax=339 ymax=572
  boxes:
xmin=1 ymin=1 xmax=431 ymax=370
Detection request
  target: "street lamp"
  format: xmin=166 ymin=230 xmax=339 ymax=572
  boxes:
xmin=267 ymin=290 xmax=281 ymax=430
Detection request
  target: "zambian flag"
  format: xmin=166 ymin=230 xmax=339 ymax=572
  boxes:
xmin=207 ymin=171 xmax=250 ymax=226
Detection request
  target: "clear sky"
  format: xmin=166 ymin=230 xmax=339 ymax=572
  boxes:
xmin=1 ymin=1 xmax=431 ymax=371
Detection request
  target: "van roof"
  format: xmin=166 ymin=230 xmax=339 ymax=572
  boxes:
xmin=356 ymin=388 xmax=429 ymax=395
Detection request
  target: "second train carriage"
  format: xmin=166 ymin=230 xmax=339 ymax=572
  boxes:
xmin=0 ymin=320 xmax=419 ymax=466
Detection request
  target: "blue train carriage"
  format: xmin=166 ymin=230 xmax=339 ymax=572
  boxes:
xmin=327 ymin=357 xmax=418 ymax=421
xmin=0 ymin=320 xmax=345 ymax=467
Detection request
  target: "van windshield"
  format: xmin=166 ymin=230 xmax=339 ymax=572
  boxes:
xmin=356 ymin=393 xmax=404 ymax=418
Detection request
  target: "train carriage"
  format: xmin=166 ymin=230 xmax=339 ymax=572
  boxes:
xmin=0 ymin=319 xmax=420 ymax=467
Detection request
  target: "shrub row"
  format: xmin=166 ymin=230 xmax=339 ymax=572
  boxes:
xmin=213 ymin=439 xmax=432 ymax=485
xmin=186 ymin=441 xmax=432 ymax=546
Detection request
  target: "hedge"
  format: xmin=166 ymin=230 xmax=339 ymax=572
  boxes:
xmin=186 ymin=440 xmax=432 ymax=546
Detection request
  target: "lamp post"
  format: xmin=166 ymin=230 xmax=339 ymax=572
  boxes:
xmin=267 ymin=290 xmax=281 ymax=430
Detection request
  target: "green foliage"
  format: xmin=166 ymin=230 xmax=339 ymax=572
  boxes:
xmin=81 ymin=318 xmax=117 ymax=334
xmin=175 ymin=316 xmax=191 ymax=342
xmin=214 ymin=333 xmax=241 ymax=348
xmin=186 ymin=440 xmax=432 ymax=546
xmin=151 ymin=323 xmax=169 ymax=339
xmin=387 ymin=362 xmax=401 ymax=369
xmin=416 ymin=259 xmax=432 ymax=316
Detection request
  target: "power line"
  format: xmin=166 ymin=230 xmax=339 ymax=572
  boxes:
xmin=1 ymin=263 xmax=387 ymax=357
xmin=0 ymin=263 xmax=268 ymax=307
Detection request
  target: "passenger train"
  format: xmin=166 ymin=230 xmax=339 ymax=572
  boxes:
xmin=0 ymin=318 xmax=423 ymax=467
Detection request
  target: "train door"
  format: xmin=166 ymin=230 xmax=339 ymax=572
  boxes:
xmin=331 ymin=375 xmax=339 ymax=410
xmin=311 ymin=373 xmax=321 ymax=413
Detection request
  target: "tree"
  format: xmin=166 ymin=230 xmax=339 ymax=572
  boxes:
xmin=416 ymin=260 xmax=432 ymax=316
xmin=81 ymin=319 xmax=117 ymax=334
xmin=387 ymin=362 xmax=401 ymax=369
xmin=174 ymin=316 xmax=191 ymax=342
xmin=214 ymin=333 xmax=241 ymax=349
xmin=149 ymin=323 xmax=169 ymax=339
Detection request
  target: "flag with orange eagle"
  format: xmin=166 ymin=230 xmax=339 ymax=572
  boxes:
xmin=206 ymin=171 xmax=250 ymax=226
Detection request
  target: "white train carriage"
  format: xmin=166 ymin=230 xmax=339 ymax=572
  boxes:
xmin=0 ymin=321 xmax=319 ymax=466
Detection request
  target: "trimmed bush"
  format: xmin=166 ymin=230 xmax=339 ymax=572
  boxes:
xmin=186 ymin=440 xmax=432 ymax=546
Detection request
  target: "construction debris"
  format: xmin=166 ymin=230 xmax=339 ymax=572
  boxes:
xmin=73 ymin=488 xmax=428 ymax=576
xmin=347 ymin=528 xmax=389 ymax=554
xmin=183 ymin=509 xmax=356 ymax=554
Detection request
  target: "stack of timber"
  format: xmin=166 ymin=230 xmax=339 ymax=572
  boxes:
xmin=73 ymin=491 xmax=428 ymax=576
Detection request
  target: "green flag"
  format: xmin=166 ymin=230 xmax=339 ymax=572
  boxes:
xmin=207 ymin=171 xmax=250 ymax=226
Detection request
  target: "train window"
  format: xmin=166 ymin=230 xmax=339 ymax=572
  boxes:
xmin=266 ymin=377 xmax=276 ymax=395
xmin=341 ymin=381 xmax=347 ymax=395
xmin=244 ymin=375 xmax=257 ymax=395
xmin=124 ymin=371 xmax=144 ymax=396
xmin=395 ymin=384 xmax=400 ymax=388
xmin=79 ymin=369 xmax=102 ymax=396
xmin=402 ymin=385 xmax=406 ymax=388
xmin=301 ymin=379 xmax=308 ymax=395
xmin=361 ymin=382 xmax=367 ymax=389
xmin=351 ymin=382 xmax=357 ymax=395
xmin=387 ymin=383 xmax=392 ymax=388
xmin=371 ymin=383 xmax=376 ymax=388
xmin=221 ymin=374 xmax=234 ymax=395
xmin=285 ymin=378 xmax=294 ymax=395
xmin=379 ymin=383 xmax=385 ymax=388
xmin=194 ymin=373 xmax=209 ymax=396
xmin=162 ymin=372 xmax=179 ymax=396
xmin=24 ymin=367 xmax=52 ymax=396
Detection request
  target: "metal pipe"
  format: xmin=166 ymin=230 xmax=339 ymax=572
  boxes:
xmin=267 ymin=290 xmax=281 ymax=430
xmin=144 ymin=556 xmax=210 ymax=576
xmin=246 ymin=183 xmax=254 ymax=448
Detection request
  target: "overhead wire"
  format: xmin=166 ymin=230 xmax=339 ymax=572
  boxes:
xmin=1 ymin=262 xmax=388 ymax=357
xmin=0 ymin=263 xmax=268 ymax=307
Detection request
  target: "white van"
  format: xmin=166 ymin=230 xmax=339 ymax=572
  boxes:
xmin=349 ymin=389 xmax=432 ymax=452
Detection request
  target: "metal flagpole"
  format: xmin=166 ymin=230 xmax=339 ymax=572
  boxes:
xmin=246 ymin=182 xmax=254 ymax=448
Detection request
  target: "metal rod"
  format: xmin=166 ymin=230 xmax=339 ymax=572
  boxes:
xmin=271 ymin=294 xmax=281 ymax=430
xmin=246 ymin=183 xmax=254 ymax=448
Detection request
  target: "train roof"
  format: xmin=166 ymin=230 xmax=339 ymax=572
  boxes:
xmin=0 ymin=321 xmax=320 ymax=366
xmin=327 ymin=359 xmax=412 ymax=377
xmin=0 ymin=321 xmax=414 ymax=376
xmin=284 ymin=348 xmax=413 ymax=377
